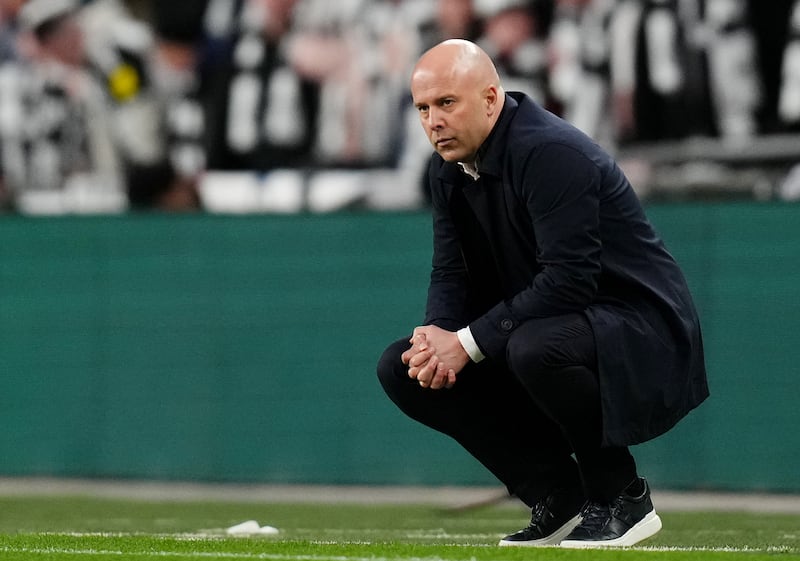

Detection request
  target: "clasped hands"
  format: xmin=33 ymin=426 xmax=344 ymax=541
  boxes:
xmin=400 ymin=325 xmax=470 ymax=390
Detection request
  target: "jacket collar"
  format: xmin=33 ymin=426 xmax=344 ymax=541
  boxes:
xmin=437 ymin=92 xmax=522 ymax=183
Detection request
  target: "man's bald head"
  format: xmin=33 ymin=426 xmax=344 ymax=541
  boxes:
xmin=412 ymin=39 xmax=501 ymax=91
xmin=410 ymin=39 xmax=505 ymax=163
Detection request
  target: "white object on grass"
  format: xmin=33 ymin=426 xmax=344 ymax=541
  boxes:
xmin=226 ymin=520 xmax=280 ymax=536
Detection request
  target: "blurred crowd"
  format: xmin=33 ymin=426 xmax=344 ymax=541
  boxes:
xmin=0 ymin=0 xmax=798 ymax=214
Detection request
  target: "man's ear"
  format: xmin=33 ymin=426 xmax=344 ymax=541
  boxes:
xmin=485 ymin=85 xmax=500 ymax=115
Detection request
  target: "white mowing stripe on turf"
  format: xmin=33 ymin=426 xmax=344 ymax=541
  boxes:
xmin=0 ymin=547 xmax=464 ymax=561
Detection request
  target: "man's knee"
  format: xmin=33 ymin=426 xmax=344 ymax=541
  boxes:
xmin=376 ymin=337 xmax=410 ymax=390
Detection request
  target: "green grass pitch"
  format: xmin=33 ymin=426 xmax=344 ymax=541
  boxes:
xmin=0 ymin=494 xmax=798 ymax=560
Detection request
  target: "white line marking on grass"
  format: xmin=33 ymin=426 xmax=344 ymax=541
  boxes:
xmin=0 ymin=548 xmax=459 ymax=561
xmin=3 ymin=544 xmax=797 ymax=557
xmin=45 ymin=530 xmax=503 ymax=543
xmin=637 ymin=546 xmax=795 ymax=553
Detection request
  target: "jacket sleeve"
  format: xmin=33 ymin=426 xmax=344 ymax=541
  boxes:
xmin=469 ymin=142 xmax=603 ymax=358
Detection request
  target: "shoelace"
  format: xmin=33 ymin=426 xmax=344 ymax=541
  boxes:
xmin=578 ymin=501 xmax=611 ymax=532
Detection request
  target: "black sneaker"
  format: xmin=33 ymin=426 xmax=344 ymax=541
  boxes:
xmin=498 ymin=486 xmax=584 ymax=547
xmin=560 ymin=477 xmax=662 ymax=548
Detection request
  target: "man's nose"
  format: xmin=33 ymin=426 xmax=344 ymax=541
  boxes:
xmin=427 ymin=108 xmax=443 ymax=129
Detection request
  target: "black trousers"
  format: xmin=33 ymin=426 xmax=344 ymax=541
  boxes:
xmin=377 ymin=313 xmax=637 ymax=506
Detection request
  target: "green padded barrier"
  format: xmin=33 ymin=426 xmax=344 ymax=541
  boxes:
xmin=0 ymin=204 xmax=798 ymax=491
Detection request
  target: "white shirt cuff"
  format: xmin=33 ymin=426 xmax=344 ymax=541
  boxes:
xmin=457 ymin=327 xmax=485 ymax=363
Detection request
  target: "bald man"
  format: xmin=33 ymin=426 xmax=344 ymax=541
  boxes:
xmin=377 ymin=40 xmax=708 ymax=548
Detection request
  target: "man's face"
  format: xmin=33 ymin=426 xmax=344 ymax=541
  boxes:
xmin=411 ymin=69 xmax=491 ymax=163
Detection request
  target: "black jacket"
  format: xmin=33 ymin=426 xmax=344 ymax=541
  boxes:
xmin=424 ymin=91 xmax=708 ymax=446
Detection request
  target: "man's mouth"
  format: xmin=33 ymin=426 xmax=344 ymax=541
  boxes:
xmin=436 ymin=138 xmax=454 ymax=148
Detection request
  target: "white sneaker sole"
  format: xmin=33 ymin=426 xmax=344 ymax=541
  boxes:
xmin=498 ymin=514 xmax=582 ymax=547
xmin=560 ymin=509 xmax=662 ymax=548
